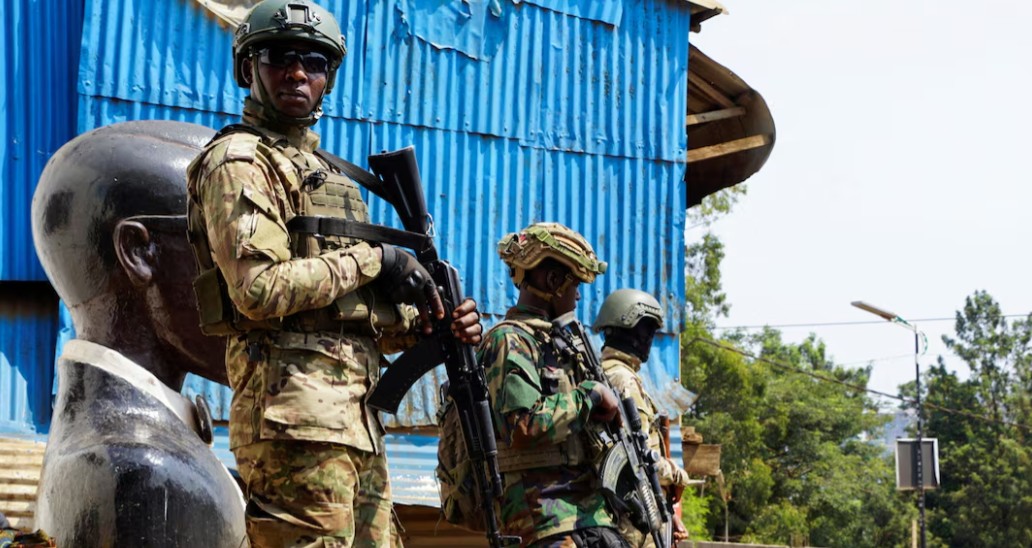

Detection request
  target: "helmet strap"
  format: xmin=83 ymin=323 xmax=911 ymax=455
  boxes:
xmin=524 ymin=283 xmax=556 ymax=303
xmin=521 ymin=274 xmax=576 ymax=304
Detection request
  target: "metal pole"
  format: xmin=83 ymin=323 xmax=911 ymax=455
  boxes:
xmin=850 ymin=302 xmax=929 ymax=546
xmin=914 ymin=327 xmax=926 ymax=548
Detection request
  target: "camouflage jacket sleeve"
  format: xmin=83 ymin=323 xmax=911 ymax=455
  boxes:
xmin=481 ymin=327 xmax=602 ymax=448
xmin=656 ymin=451 xmax=691 ymax=488
xmin=603 ymin=359 xmax=690 ymax=488
xmin=196 ymin=158 xmax=382 ymax=321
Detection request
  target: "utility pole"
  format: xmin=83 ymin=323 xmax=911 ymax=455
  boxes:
xmin=851 ymin=301 xmax=927 ymax=548
xmin=913 ymin=325 xmax=926 ymax=548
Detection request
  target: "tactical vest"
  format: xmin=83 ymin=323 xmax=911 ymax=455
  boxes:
xmin=491 ymin=318 xmax=605 ymax=473
xmin=187 ymin=124 xmax=404 ymax=336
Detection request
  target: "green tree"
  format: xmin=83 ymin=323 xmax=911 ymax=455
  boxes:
xmin=680 ymin=232 xmax=912 ymax=546
xmin=916 ymin=291 xmax=1032 ymax=546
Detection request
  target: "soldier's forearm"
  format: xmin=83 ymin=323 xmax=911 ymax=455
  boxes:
xmin=505 ymin=384 xmax=598 ymax=447
xmin=229 ymin=243 xmax=381 ymax=320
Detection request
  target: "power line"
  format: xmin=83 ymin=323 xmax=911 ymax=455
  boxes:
xmin=713 ymin=313 xmax=1032 ymax=331
xmin=687 ymin=337 xmax=1032 ymax=434
xmin=837 ymin=353 xmax=915 ymax=367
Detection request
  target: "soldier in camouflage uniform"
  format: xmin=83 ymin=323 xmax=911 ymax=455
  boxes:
xmin=594 ymin=289 xmax=692 ymax=548
xmin=480 ymin=222 xmax=631 ymax=548
xmin=186 ymin=1 xmax=482 ymax=546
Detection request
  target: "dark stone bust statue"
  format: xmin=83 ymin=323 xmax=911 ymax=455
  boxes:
xmin=30 ymin=121 xmax=246 ymax=547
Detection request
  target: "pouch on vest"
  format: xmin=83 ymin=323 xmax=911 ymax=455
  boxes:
xmin=435 ymin=392 xmax=496 ymax=533
xmin=192 ymin=259 xmax=282 ymax=335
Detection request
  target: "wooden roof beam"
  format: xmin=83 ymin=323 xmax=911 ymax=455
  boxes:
xmin=688 ymin=72 xmax=736 ymax=109
xmin=686 ymin=106 xmax=746 ymax=126
xmin=687 ymin=134 xmax=771 ymax=164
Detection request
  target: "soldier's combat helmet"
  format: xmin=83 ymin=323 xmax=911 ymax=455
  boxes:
xmin=497 ymin=222 xmax=607 ymax=288
xmin=233 ymin=0 xmax=346 ymax=125
xmin=592 ymin=288 xmax=664 ymax=333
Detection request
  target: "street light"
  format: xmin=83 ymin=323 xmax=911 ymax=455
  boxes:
xmin=851 ymin=301 xmax=927 ymax=548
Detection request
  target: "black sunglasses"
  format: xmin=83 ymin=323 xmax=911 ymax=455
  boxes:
xmin=257 ymin=47 xmax=330 ymax=75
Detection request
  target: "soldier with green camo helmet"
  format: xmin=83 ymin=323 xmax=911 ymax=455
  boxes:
xmin=594 ymin=289 xmax=692 ymax=547
xmin=186 ymin=1 xmax=483 ymax=546
xmin=479 ymin=222 xmax=632 ymax=547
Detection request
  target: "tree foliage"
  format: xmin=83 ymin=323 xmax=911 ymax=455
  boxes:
xmin=679 ymin=231 xmax=913 ymax=547
xmin=918 ymin=291 xmax=1032 ymax=546
xmin=686 ymin=184 xmax=748 ymax=229
xmin=679 ymin=207 xmax=1032 ymax=546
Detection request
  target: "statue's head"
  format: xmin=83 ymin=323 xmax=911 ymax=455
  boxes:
xmin=31 ymin=120 xmax=228 ymax=385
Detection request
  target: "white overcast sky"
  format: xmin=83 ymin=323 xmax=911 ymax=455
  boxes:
xmin=691 ymin=1 xmax=1032 ymax=404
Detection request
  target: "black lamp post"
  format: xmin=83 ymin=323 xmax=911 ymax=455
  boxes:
xmin=851 ymin=301 xmax=926 ymax=548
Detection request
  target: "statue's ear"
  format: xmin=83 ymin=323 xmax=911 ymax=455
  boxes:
xmin=113 ymin=220 xmax=155 ymax=287
xmin=241 ymin=57 xmax=254 ymax=86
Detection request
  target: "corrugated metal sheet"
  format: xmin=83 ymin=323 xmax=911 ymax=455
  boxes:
xmin=0 ymin=284 xmax=58 ymax=435
xmin=519 ymin=0 xmax=624 ymax=25
xmin=365 ymin=0 xmax=689 ymax=161
xmin=0 ymin=0 xmax=84 ymax=281
xmin=78 ymin=0 xmax=690 ymax=159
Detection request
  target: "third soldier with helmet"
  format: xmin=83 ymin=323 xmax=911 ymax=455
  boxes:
xmin=594 ymin=290 xmax=693 ymax=547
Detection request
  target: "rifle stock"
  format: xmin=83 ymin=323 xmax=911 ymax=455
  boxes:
xmin=364 ymin=147 xmax=517 ymax=547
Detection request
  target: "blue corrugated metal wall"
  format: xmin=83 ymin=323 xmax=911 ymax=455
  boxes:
xmin=73 ymin=0 xmax=690 ymax=431
xmin=0 ymin=0 xmax=84 ymax=281
xmin=0 ymin=284 xmax=59 ymax=434
xmin=0 ymin=0 xmax=83 ymax=435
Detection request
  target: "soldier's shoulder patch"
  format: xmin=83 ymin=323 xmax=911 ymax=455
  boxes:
xmin=224 ymin=132 xmax=262 ymax=162
xmin=196 ymin=132 xmax=261 ymax=171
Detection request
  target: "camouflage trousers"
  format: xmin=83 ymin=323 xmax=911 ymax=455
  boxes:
xmin=235 ymin=440 xmax=402 ymax=548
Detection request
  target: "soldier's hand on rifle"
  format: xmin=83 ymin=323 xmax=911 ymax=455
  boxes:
xmin=588 ymin=384 xmax=622 ymax=426
xmin=450 ymin=298 xmax=483 ymax=344
xmin=377 ymin=244 xmax=445 ymax=333
xmin=672 ymin=515 xmax=689 ymax=543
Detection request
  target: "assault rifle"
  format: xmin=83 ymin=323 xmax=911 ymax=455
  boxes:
xmin=550 ymin=311 xmax=673 ymax=548
xmin=363 ymin=147 xmax=517 ymax=548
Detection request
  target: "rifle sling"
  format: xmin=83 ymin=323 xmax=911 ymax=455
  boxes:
xmin=314 ymin=148 xmax=393 ymax=205
xmin=287 ymin=216 xmax=429 ymax=252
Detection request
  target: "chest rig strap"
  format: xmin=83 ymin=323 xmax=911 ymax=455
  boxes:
xmin=286 ymin=216 xmax=430 ymax=253
xmin=212 ymin=123 xmax=393 ymax=204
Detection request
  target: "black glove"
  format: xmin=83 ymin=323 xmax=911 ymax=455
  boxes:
xmin=377 ymin=244 xmax=440 ymax=312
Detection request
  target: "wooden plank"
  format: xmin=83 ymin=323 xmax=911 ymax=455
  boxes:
xmin=687 ymin=134 xmax=770 ymax=164
xmin=686 ymin=106 xmax=746 ymax=126
xmin=688 ymin=72 xmax=735 ymax=109
xmin=682 ymin=444 xmax=722 ymax=476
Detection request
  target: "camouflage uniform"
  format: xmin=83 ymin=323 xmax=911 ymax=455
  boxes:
xmin=602 ymin=347 xmax=691 ymax=548
xmin=188 ymin=97 xmax=412 ymax=547
xmin=480 ymin=304 xmax=619 ymax=547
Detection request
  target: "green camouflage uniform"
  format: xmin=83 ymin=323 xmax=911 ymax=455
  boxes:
xmin=188 ymin=99 xmax=413 ymax=547
xmin=480 ymin=304 xmax=618 ymax=547
xmin=602 ymin=347 xmax=691 ymax=548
